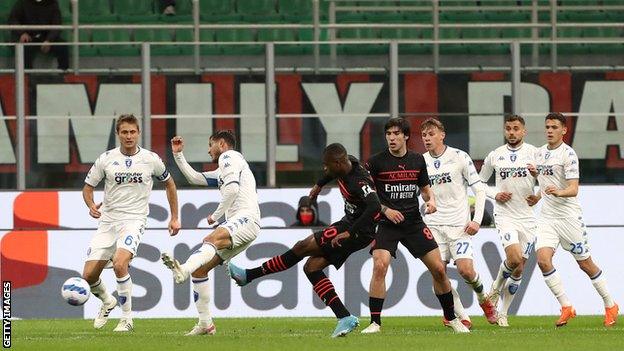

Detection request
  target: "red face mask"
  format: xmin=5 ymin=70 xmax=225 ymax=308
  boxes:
xmin=300 ymin=213 xmax=314 ymax=225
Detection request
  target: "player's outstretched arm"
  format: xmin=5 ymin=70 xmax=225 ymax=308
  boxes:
xmin=164 ymin=178 xmax=181 ymax=236
xmin=309 ymin=174 xmax=335 ymax=201
xmin=171 ymin=136 xmax=219 ymax=186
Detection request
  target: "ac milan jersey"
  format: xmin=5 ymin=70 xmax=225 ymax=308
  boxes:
xmin=366 ymin=149 xmax=429 ymax=222
xmin=317 ymin=155 xmax=379 ymax=234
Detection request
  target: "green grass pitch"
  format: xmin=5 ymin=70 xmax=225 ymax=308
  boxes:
xmin=12 ymin=316 xmax=623 ymax=351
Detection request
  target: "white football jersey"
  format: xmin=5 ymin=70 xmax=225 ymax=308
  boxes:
xmin=424 ymin=146 xmax=481 ymax=226
xmin=480 ymin=143 xmax=538 ymax=219
xmin=213 ymin=150 xmax=261 ymax=221
xmin=535 ymin=143 xmax=582 ymax=218
xmin=85 ymin=147 xmax=170 ymax=222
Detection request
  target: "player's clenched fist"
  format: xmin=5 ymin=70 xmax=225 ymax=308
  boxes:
xmin=171 ymin=136 xmax=185 ymax=153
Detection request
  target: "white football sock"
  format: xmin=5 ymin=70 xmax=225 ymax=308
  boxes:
xmin=543 ymin=269 xmax=571 ymax=307
xmin=182 ymin=243 xmax=217 ymax=274
xmin=590 ymin=271 xmax=615 ymax=308
xmin=89 ymin=278 xmax=113 ymax=302
xmin=500 ymin=275 xmax=522 ymax=315
xmin=451 ymin=287 xmax=470 ymax=321
xmin=466 ymin=274 xmax=486 ymax=303
xmin=116 ymin=274 xmax=133 ymax=319
xmin=192 ymin=277 xmax=213 ymax=326
xmin=491 ymin=260 xmax=514 ymax=293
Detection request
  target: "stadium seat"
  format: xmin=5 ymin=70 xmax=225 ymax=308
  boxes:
xmin=402 ymin=12 xmax=433 ymax=23
xmin=440 ymin=11 xmax=487 ymax=23
xmin=557 ymin=27 xmax=583 ymax=38
xmin=0 ymin=1 xmax=13 ymax=19
xmin=278 ymin=0 xmax=312 ymax=16
xmin=583 ymin=27 xmax=621 ymax=38
xmin=561 ymin=11 xmax=609 ymax=22
xmin=501 ymin=28 xmax=532 ymax=39
xmin=134 ymin=29 xmax=178 ymax=55
xmin=216 ymin=28 xmax=262 ymax=55
xmin=336 ymin=12 xmax=367 ymax=23
xmin=78 ymin=0 xmax=116 ymax=23
xmin=56 ymin=0 xmax=71 ymax=19
xmin=236 ymin=0 xmax=276 ymax=15
xmin=78 ymin=29 xmax=98 ymax=56
xmin=338 ymin=27 xmax=385 ymax=55
xmin=0 ymin=27 xmax=12 ymax=57
xmin=439 ymin=1 xmax=477 ymax=6
xmin=198 ymin=0 xmax=234 ymax=15
xmin=485 ymin=11 xmax=531 ymax=22
xmin=113 ymin=0 xmax=154 ymax=16
xmin=461 ymin=28 xmax=500 ymax=39
xmin=93 ymin=30 xmax=139 ymax=56
xmin=338 ymin=28 xmax=378 ymax=39
xmin=379 ymin=28 xmax=423 ymax=39
xmin=257 ymin=28 xmax=303 ymax=54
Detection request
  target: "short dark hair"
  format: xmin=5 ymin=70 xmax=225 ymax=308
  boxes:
xmin=116 ymin=114 xmax=140 ymax=133
xmin=545 ymin=112 xmax=566 ymax=125
xmin=505 ymin=114 xmax=525 ymax=125
xmin=420 ymin=117 xmax=445 ymax=132
xmin=384 ymin=117 xmax=411 ymax=138
xmin=210 ymin=130 xmax=236 ymax=148
xmin=323 ymin=143 xmax=347 ymax=159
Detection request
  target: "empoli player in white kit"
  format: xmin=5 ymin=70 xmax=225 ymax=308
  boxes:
xmin=420 ymin=118 xmax=497 ymax=327
xmin=82 ymin=114 xmax=181 ymax=332
xmin=161 ymin=130 xmax=260 ymax=335
xmin=479 ymin=115 xmax=539 ymax=326
xmin=528 ymin=113 xmax=618 ymax=327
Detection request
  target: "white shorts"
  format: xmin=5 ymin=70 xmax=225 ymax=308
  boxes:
xmin=217 ymin=215 xmax=260 ymax=262
xmin=429 ymin=225 xmax=473 ymax=262
xmin=495 ymin=217 xmax=537 ymax=259
xmin=536 ymin=216 xmax=590 ymax=261
xmin=86 ymin=219 xmax=146 ymax=261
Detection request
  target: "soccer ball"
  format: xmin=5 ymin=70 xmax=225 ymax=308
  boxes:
xmin=61 ymin=277 xmax=91 ymax=306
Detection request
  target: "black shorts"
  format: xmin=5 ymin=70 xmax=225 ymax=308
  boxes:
xmin=313 ymin=219 xmax=375 ymax=269
xmin=371 ymin=220 xmax=438 ymax=259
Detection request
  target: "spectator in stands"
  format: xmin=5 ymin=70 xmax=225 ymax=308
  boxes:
xmin=290 ymin=196 xmax=327 ymax=227
xmin=162 ymin=0 xmax=176 ymax=15
xmin=8 ymin=0 xmax=69 ymax=70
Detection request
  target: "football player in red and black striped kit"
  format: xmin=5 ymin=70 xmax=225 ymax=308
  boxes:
xmin=361 ymin=118 xmax=469 ymax=333
xmin=227 ymin=143 xmax=381 ymax=337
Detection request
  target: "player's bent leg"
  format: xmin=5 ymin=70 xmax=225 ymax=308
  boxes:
xmin=112 ymin=248 xmax=134 ymax=332
xmin=187 ymin=258 xmax=222 ymax=336
xmin=537 ymin=248 xmax=575 ymax=326
xmin=303 ymin=257 xmax=358 ymax=337
xmin=576 ymin=257 xmax=618 ymax=326
xmin=84 ymin=260 xmax=118 ymax=330
xmin=420 ymin=249 xmax=461 ymax=328
xmin=492 ymin=245 xmax=525 ymax=326
xmin=456 ymin=258 xmax=496 ymax=324
xmin=163 ymin=227 xmax=232 ymax=284
xmin=228 ymin=234 xmax=320 ymax=286
xmin=363 ymin=250 xmax=391 ymax=333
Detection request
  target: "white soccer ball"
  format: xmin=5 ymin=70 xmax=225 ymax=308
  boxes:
xmin=61 ymin=277 xmax=91 ymax=306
